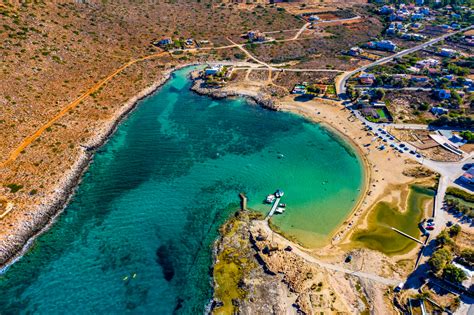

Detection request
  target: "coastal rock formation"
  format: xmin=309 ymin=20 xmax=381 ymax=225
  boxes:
xmin=0 ymin=68 xmax=178 ymax=269
xmin=211 ymin=211 xmax=296 ymax=314
xmin=190 ymin=77 xmax=278 ymax=111
xmin=211 ymin=210 xmax=394 ymax=314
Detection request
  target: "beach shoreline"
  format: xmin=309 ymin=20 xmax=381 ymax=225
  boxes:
xmin=188 ymin=79 xmax=374 ymax=248
xmin=0 ymin=63 xmax=416 ymax=272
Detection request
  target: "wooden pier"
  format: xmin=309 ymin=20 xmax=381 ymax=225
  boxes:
xmin=391 ymin=227 xmax=424 ymax=245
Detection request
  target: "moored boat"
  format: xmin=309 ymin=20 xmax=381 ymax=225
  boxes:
xmin=275 ymin=207 xmax=285 ymax=214
xmin=265 ymin=194 xmax=275 ymax=203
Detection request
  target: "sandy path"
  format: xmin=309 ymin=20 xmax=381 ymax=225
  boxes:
xmin=0 ymin=52 xmax=169 ymax=168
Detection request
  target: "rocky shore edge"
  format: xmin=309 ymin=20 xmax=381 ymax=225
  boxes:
xmin=190 ymin=76 xmax=278 ymax=111
xmin=0 ymin=65 xmax=189 ymax=271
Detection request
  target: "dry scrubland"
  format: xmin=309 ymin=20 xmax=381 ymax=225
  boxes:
xmin=0 ymin=0 xmax=303 ymax=263
xmin=251 ymin=7 xmax=383 ymax=69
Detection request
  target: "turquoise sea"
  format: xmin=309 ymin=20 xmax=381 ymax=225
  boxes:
xmin=0 ymin=67 xmax=363 ymax=314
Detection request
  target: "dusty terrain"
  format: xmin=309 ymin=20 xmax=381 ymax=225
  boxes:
xmin=1 ymin=1 xmax=435 ymax=313
xmin=211 ymin=209 xmax=394 ymax=314
xmin=0 ymin=0 xmax=305 ymax=266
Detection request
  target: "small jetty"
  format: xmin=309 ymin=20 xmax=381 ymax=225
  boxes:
xmin=265 ymin=189 xmax=285 ymax=219
xmin=267 ymin=197 xmax=282 ymax=219
xmin=390 ymin=227 xmax=424 ymax=245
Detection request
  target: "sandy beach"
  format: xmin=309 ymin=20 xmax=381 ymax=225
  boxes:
xmin=1 ymin=65 xmax=429 ymax=276
xmin=277 ymin=97 xmax=420 ymax=245
xmin=193 ymin=78 xmax=427 ymax=251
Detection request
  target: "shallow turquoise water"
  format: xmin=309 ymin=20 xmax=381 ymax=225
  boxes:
xmin=0 ymin=67 xmax=363 ymax=314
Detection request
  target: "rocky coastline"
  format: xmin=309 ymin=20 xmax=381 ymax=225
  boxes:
xmin=208 ymin=209 xmax=382 ymax=314
xmin=209 ymin=210 xmax=297 ymax=314
xmin=0 ymin=65 xmax=183 ymax=271
xmin=190 ymin=76 xmax=278 ymax=111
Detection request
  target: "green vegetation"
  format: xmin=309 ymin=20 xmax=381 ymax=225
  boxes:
xmin=460 ymin=131 xmax=474 ymax=143
xmin=213 ymin=247 xmax=247 ymax=315
xmin=428 ymin=223 xmax=468 ymax=284
xmin=446 ymin=187 xmax=474 ymax=203
xmin=460 ymin=249 xmax=474 ymax=268
xmin=352 ymin=185 xmax=434 ymax=255
xmin=429 ymin=248 xmax=452 ymax=273
xmin=6 ymin=183 xmax=23 ymax=193
xmin=213 ymin=213 xmax=256 ymax=315
xmin=435 ymin=229 xmax=454 ymax=246
xmin=449 ymin=224 xmax=461 ymax=237
xmin=443 ymin=264 xmax=467 ymax=283
xmin=430 ymin=115 xmax=473 ymax=129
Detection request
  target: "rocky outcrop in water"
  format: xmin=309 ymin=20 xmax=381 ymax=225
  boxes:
xmin=190 ymin=78 xmax=278 ymax=111
xmin=210 ymin=211 xmax=296 ymax=314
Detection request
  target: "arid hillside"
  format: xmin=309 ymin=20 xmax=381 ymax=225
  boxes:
xmin=0 ymin=0 xmax=303 ymax=263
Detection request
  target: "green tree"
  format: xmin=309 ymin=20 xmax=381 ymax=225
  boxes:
xmin=443 ymin=264 xmax=467 ymax=283
xmin=460 ymin=249 xmax=474 ymax=266
xmin=374 ymin=89 xmax=385 ymax=101
xmin=451 ymin=90 xmax=462 ymax=107
xmin=460 ymin=131 xmax=474 ymax=142
xmin=306 ymin=85 xmax=321 ymax=94
xmin=449 ymin=224 xmax=461 ymax=237
xmin=429 ymin=248 xmax=452 ymax=273
xmin=436 ymin=230 xmax=454 ymax=246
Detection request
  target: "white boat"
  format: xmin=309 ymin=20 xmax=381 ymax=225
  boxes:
xmin=275 ymin=207 xmax=285 ymax=214
xmin=265 ymin=194 xmax=275 ymax=203
xmin=275 ymin=189 xmax=284 ymax=198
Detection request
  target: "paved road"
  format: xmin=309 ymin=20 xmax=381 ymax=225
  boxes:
xmin=336 ymin=25 xmax=473 ymax=97
xmin=354 ymin=86 xmax=432 ymax=92
xmin=352 ymin=110 xmax=473 ymax=226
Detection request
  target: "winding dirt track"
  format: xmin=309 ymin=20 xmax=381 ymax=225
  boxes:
xmin=0 ymin=52 xmax=169 ymax=168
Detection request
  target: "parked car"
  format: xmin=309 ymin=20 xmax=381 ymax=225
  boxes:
xmin=426 ymin=225 xmax=435 ymax=231
xmin=462 ymin=163 xmax=474 ymax=170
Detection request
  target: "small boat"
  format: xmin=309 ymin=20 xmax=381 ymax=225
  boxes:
xmin=279 ymin=203 xmax=286 ymax=208
xmin=265 ymin=194 xmax=275 ymax=203
xmin=275 ymin=189 xmax=284 ymax=198
xmin=275 ymin=207 xmax=285 ymax=214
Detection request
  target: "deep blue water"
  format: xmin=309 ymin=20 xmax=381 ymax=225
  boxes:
xmin=0 ymin=67 xmax=363 ymax=314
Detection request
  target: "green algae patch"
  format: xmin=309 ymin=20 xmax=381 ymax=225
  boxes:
xmin=213 ymin=249 xmax=247 ymax=315
xmin=352 ymin=185 xmax=434 ymax=256
xmin=212 ymin=214 xmax=256 ymax=315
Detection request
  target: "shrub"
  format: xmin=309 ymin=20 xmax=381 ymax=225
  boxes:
xmin=460 ymin=249 xmax=474 ymax=267
xmin=429 ymin=247 xmax=452 ymax=273
xmin=449 ymin=224 xmax=461 ymax=237
xmin=6 ymin=183 xmax=23 ymax=193
xmin=446 ymin=187 xmax=474 ymax=203
xmin=460 ymin=130 xmax=474 ymax=143
xmin=443 ymin=264 xmax=467 ymax=283
xmin=436 ymin=230 xmax=453 ymax=246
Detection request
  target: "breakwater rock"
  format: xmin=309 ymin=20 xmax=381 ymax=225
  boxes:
xmin=190 ymin=78 xmax=278 ymax=111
